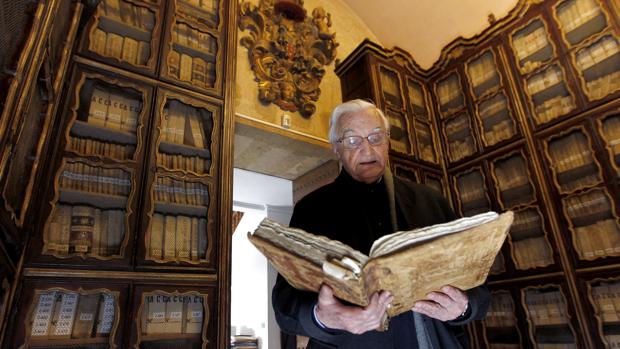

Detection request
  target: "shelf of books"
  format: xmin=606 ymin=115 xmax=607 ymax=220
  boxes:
xmin=406 ymin=78 xmax=430 ymax=122
xmin=162 ymin=16 xmax=219 ymax=93
xmin=553 ymin=0 xmax=620 ymax=103
xmin=463 ymin=46 xmax=519 ymax=149
xmin=543 ymin=126 xmax=603 ymax=195
xmin=132 ymin=287 xmax=213 ymax=349
xmin=452 ymin=166 xmax=493 ymax=218
xmin=488 ymin=148 xmax=556 ymax=272
xmin=598 ymin=112 xmax=620 ymax=175
xmin=442 ymin=111 xmax=478 ymax=163
xmin=138 ymin=90 xmax=219 ymax=270
xmin=508 ymin=15 xmax=580 ymax=128
xmin=483 ymin=290 xmax=522 ymax=349
xmin=175 ymin=0 xmax=220 ymax=30
xmin=522 ymin=285 xmax=578 ymax=348
xmin=83 ymin=0 xmax=159 ymax=74
xmin=421 ymin=171 xmax=450 ymax=202
xmin=384 ymin=108 xmax=413 ymax=155
xmin=413 ymin=120 xmax=438 ymax=164
xmin=378 ymin=64 xmax=405 ymax=110
xmin=11 ymin=281 xmax=128 ymax=349
xmin=435 ymin=71 xmax=466 ymax=119
xmin=392 ymin=162 xmax=419 ymax=184
xmin=587 ymin=278 xmax=620 ymax=348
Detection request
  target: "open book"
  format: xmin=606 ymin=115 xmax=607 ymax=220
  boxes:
xmin=248 ymin=211 xmax=513 ymax=317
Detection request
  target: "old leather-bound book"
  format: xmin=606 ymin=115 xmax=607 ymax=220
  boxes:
xmin=249 ymin=211 xmax=513 ymax=318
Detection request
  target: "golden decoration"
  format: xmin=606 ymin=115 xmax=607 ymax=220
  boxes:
xmin=239 ymin=0 xmax=338 ymax=117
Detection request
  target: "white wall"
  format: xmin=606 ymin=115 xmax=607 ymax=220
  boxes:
xmin=231 ymin=168 xmax=294 ymax=349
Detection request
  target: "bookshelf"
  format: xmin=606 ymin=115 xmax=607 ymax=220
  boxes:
xmin=0 ymin=0 xmax=236 ymax=347
xmin=335 ymin=1 xmax=620 ymax=347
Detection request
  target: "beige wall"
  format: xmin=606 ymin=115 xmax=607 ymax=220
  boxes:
xmin=235 ymin=0 xmax=381 ymax=143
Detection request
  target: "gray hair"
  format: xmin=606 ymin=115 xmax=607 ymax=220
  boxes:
xmin=328 ymin=99 xmax=390 ymax=144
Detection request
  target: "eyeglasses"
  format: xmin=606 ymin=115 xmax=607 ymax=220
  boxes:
xmin=336 ymin=131 xmax=390 ymax=150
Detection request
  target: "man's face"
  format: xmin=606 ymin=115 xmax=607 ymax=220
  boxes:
xmin=333 ymin=109 xmax=389 ymax=184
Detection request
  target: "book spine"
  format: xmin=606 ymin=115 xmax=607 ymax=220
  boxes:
xmin=71 ymin=294 xmax=99 ymax=338
xmin=96 ymin=294 xmax=116 ymax=336
xmin=30 ymin=292 xmax=57 ymax=337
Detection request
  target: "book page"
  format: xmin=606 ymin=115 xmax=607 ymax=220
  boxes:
xmin=249 ymin=219 xmax=370 ymax=306
xmin=369 ymin=211 xmax=499 ymax=258
xmin=363 ymin=211 xmax=512 ymax=317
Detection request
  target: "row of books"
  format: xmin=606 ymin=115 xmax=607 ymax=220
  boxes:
xmin=494 ymin=164 xmax=530 ymax=193
xmin=88 ymin=85 xmax=141 ymax=133
xmin=585 ymin=70 xmax=620 ymax=101
xmin=69 ymin=136 xmax=136 ymax=161
xmin=418 ymin=145 xmax=436 ymax=163
xmin=556 ymin=0 xmax=602 ymax=33
xmin=149 ymin=214 xmax=208 ymax=261
xmin=527 ymin=66 xmax=564 ymax=95
xmin=549 ymin=138 xmax=594 ymax=173
xmin=513 ymin=24 xmax=550 ymax=62
xmin=602 ymin=116 xmax=620 ymax=154
xmin=436 ymin=77 xmax=462 ymax=108
xmin=511 ymin=210 xmax=543 ymax=240
xmin=90 ymin=28 xmax=151 ymax=66
xmin=574 ymin=219 xmax=620 ymax=259
xmin=60 ymin=161 xmax=132 ymax=197
xmin=484 ymin=120 xmax=516 ymax=145
xmin=448 ymin=139 xmax=475 ymax=162
xmin=46 ymin=205 xmax=125 ymax=256
xmin=101 ymin=0 xmax=155 ymax=32
xmin=467 ymin=53 xmax=498 ymax=89
xmin=154 ymin=177 xmax=209 ymax=206
xmin=141 ymin=294 xmax=204 ymax=335
xmin=533 ymin=94 xmax=575 ymax=124
xmin=576 ymin=36 xmax=618 ymax=71
xmin=161 ymin=100 xmax=209 ymax=148
xmin=591 ymin=282 xmax=620 ymax=322
xmin=535 ymin=344 xmax=576 ymax=349
xmin=513 ymin=236 xmax=554 ymax=270
xmin=168 ymin=50 xmax=216 ymax=88
xmin=564 ymin=189 xmax=610 ymax=220
xmin=231 ymin=335 xmax=259 ymax=349
xmin=604 ymin=335 xmax=620 ymax=347
xmin=457 ymin=183 xmax=487 ymax=206
xmin=172 ymin=22 xmax=217 ymax=53
xmin=407 ymin=83 xmax=425 ymax=111
xmin=479 ymin=95 xmax=508 ymax=118
xmin=30 ymin=291 xmax=115 ymax=338
xmin=525 ymin=290 xmax=569 ymax=326
xmin=157 ymin=153 xmax=209 ymax=173
xmin=379 ymin=70 xmax=401 ymax=102
xmin=486 ymin=292 xmax=517 ymax=328
xmin=445 ymin=114 xmax=470 ymax=135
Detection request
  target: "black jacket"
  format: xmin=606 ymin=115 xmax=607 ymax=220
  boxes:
xmin=272 ymin=170 xmax=491 ymax=349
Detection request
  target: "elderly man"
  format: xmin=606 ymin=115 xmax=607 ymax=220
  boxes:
xmin=272 ymin=99 xmax=491 ymax=348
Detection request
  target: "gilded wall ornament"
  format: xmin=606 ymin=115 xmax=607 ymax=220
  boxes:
xmin=239 ymin=0 xmax=338 ymax=117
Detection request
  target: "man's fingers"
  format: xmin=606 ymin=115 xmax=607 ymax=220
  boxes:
xmin=425 ymin=291 xmax=452 ymax=307
xmin=441 ymin=285 xmax=468 ymax=303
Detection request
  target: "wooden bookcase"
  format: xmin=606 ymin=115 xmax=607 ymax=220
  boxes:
xmin=335 ymin=0 xmax=620 ymax=347
xmin=0 ymin=0 xmax=237 ymax=348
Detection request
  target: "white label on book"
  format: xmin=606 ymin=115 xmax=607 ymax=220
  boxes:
xmin=79 ymin=312 xmax=94 ymax=321
xmin=191 ymin=310 xmax=203 ymax=318
xmin=54 ymin=293 xmax=78 ymax=336
xmin=31 ymin=292 xmax=56 ymax=336
xmin=96 ymin=294 xmax=115 ymax=334
xmin=152 ymin=312 xmax=165 ymax=320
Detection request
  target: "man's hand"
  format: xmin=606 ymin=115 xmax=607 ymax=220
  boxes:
xmin=412 ymin=285 xmax=468 ymax=321
xmin=315 ymin=284 xmax=393 ymax=334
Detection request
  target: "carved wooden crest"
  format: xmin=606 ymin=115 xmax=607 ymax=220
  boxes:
xmin=239 ymin=0 xmax=338 ymax=117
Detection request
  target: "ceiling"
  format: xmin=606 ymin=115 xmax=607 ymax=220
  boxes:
xmin=341 ymin=0 xmax=519 ymax=69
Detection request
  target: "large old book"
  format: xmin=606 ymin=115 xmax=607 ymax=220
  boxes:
xmin=249 ymin=211 xmax=513 ymax=317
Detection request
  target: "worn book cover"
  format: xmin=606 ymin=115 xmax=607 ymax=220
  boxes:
xmin=249 ymin=211 xmax=513 ymax=317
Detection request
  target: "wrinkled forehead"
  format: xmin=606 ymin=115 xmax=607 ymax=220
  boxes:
xmin=336 ymin=108 xmax=383 ymax=134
